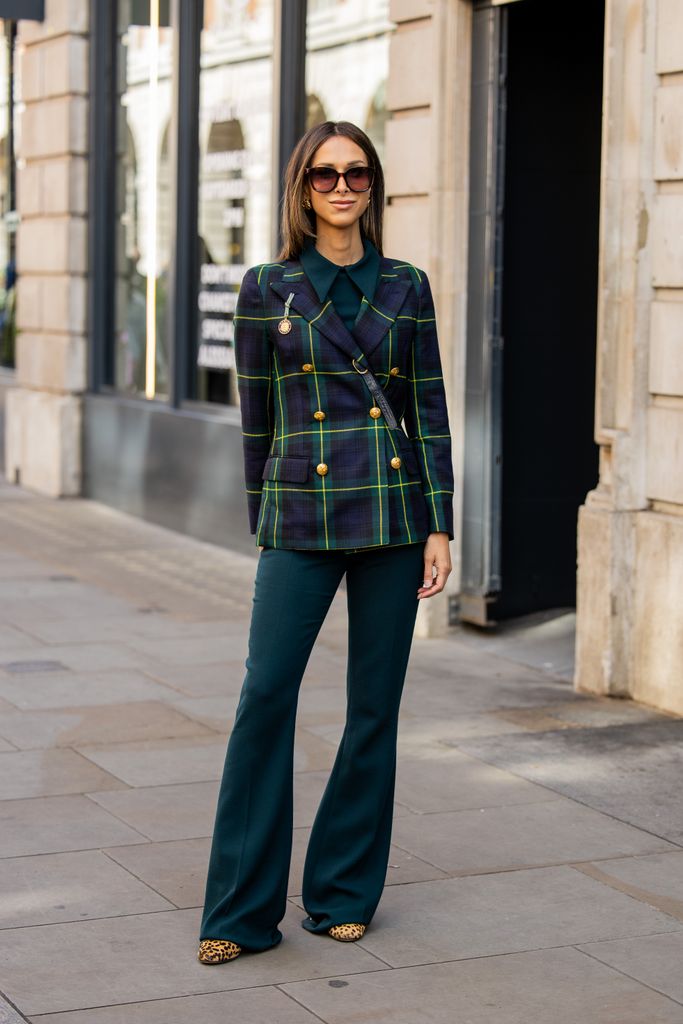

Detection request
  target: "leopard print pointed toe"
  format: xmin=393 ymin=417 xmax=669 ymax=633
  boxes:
xmin=197 ymin=938 xmax=242 ymax=964
xmin=328 ymin=923 xmax=366 ymax=942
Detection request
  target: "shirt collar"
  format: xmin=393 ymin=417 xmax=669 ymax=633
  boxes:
xmin=299 ymin=235 xmax=380 ymax=305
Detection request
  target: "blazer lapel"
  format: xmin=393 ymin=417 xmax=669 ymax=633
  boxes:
xmin=269 ymin=256 xmax=413 ymax=366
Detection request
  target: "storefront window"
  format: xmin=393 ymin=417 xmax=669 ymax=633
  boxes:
xmin=305 ymin=0 xmax=392 ymax=163
xmin=113 ymin=0 xmax=174 ymax=399
xmin=0 ymin=19 xmax=18 ymax=370
xmin=194 ymin=0 xmax=274 ymax=406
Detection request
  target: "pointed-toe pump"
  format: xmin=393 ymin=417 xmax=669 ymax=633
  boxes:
xmin=328 ymin=923 xmax=366 ymax=942
xmin=197 ymin=938 xmax=242 ymax=964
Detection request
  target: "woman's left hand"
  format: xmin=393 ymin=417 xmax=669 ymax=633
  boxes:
xmin=417 ymin=532 xmax=452 ymax=599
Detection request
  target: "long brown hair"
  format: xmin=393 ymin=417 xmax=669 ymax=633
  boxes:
xmin=277 ymin=121 xmax=385 ymax=261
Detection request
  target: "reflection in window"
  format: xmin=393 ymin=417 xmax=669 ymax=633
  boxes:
xmin=0 ymin=20 xmax=18 ymax=370
xmin=305 ymin=0 xmax=393 ymax=160
xmin=114 ymin=1 xmax=173 ymax=399
xmin=194 ymin=0 xmax=274 ymax=406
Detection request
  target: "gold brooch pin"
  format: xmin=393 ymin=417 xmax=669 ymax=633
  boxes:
xmin=278 ymin=292 xmax=295 ymax=334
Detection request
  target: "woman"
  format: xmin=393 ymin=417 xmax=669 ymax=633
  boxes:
xmin=197 ymin=120 xmax=454 ymax=964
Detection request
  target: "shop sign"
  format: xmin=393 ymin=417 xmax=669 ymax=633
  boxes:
xmin=197 ymin=142 xmax=249 ymax=372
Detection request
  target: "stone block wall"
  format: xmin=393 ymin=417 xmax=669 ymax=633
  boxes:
xmin=385 ymin=0 xmax=471 ymax=637
xmin=5 ymin=1 xmax=88 ymax=495
xmin=576 ymin=0 xmax=683 ymax=715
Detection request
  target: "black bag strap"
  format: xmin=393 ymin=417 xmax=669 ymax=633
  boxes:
xmin=352 ymin=356 xmax=399 ymax=431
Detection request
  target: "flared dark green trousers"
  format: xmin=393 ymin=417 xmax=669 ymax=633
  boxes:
xmin=199 ymin=540 xmax=426 ymax=951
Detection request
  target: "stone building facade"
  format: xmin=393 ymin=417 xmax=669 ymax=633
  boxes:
xmin=3 ymin=0 xmax=683 ymax=714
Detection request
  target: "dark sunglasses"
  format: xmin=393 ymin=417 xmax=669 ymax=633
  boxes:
xmin=305 ymin=165 xmax=374 ymax=193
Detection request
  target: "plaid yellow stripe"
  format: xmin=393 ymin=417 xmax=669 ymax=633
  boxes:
xmin=233 ymin=252 xmax=454 ymax=551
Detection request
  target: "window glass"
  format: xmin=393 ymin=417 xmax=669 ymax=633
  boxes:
xmin=194 ymin=0 xmax=275 ymax=406
xmin=0 ymin=20 xmax=18 ymax=370
xmin=113 ymin=0 xmax=174 ymax=399
xmin=305 ymin=0 xmax=392 ymax=164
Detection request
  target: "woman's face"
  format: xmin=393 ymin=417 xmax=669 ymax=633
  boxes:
xmin=304 ymin=135 xmax=372 ymax=232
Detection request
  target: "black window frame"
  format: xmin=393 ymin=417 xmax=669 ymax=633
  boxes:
xmin=87 ymin=0 xmax=307 ymax=411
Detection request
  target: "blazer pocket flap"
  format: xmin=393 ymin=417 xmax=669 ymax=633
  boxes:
xmin=262 ymin=455 xmax=310 ymax=482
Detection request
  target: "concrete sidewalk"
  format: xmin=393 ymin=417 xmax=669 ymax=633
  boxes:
xmin=0 ymin=479 xmax=682 ymax=1023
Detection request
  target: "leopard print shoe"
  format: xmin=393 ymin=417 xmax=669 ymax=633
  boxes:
xmin=197 ymin=938 xmax=242 ymax=964
xmin=328 ymin=923 xmax=366 ymax=942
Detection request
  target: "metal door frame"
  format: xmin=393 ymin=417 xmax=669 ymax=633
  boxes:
xmin=459 ymin=0 xmax=509 ymax=625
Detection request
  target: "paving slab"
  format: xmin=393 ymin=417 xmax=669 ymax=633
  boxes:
xmin=393 ymin=750 xmax=558 ymax=813
xmin=320 ymin=865 xmax=683 ymax=969
xmin=577 ymin=929 xmax=683 ymax=1005
xmin=3 ymin=596 xmax=138 ymax=626
xmin=281 ymin=944 xmax=683 ymax=1023
xmin=0 ymin=669 xmax=177 ymax=711
xmin=0 ymin=905 xmax=388 ymax=1017
xmin=87 ymin=782 xmax=220 ymax=842
xmin=452 ymin=608 xmax=577 ymax=678
xmin=455 ymin=719 xmax=683 ymax=842
xmin=574 ymin=851 xmax=683 ymax=921
xmin=0 ymin=701 xmax=214 ymax=750
xmin=139 ymin=661 xmax=245 ymax=698
xmin=0 ymin=850 xmax=172 ymax=927
xmin=390 ymin=796 xmax=677 ymax=875
xmin=123 ymin=634 xmax=248 ymax=667
xmin=0 ymin=748 xmax=127 ymax=800
xmin=103 ymin=838 xmax=212 ymax=909
xmin=28 ymin=987 xmax=322 ymax=1024
xmin=18 ymin=615 xmax=235 ymax=646
xmin=0 ymin=794 xmax=148 ymax=858
xmin=162 ymin=694 xmax=240 ymax=732
xmin=0 ymin=994 xmax=29 ymax=1024
xmin=398 ymin=666 xmax=577 ymax=716
xmin=0 ymin=622 xmax=38 ymax=648
xmin=75 ymin=736 xmax=229 ymax=787
xmin=0 ymin=642 xmax=155 ymax=674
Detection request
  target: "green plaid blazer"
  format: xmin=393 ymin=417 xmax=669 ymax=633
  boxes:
xmin=234 ymin=253 xmax=454 ymax=551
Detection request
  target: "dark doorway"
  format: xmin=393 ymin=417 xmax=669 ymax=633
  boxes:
xmin=498 ymin=0 xmax=603 ymax=617
xmin=460 ymin=0 xmax=604 ymax=623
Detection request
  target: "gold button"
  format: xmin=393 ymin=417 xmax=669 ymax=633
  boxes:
xmin=369 ymin=406 xmax=382 ymax=418
xmin=313 ymin=410 xmax=326 ymax=421
xmin=389 ymin=366 xmax=400 ymax=376
xmin=302 ymin=363 xmax=313 ymax=372
xmin=316 ymin=462 xmax=328 ymax=476
xmin=390 ymin=456 xmax=402 ymax=469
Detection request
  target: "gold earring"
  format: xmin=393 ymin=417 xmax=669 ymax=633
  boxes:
xmin=303 ymin=195 xmax=311 ymax=209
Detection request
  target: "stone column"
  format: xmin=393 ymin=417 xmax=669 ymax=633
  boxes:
xmin=4 ymin=1 xmax=88 ymax=496
xmin=576 ymin=0 xmax=683 ymax=715
xmin=385 ymin=0 xmax=472 ymax=637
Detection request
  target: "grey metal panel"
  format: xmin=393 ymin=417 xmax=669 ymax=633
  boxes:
xmin=461 ymin=2 xmax=507 ymax=614
xmin=0 ymin=0 xmax=43 ymax=19
xmin=83 ymin=394 xmax=258 ymax=558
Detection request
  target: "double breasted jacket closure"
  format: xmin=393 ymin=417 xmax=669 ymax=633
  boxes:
xmin=233 ymin=245 xmax=455 ymax=551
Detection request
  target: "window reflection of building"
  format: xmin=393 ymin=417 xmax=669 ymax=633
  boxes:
xmin=194 ymin=0 xmax=274 ymax=407
xmin=197 ymin=119 xmax=245 ymax=405
xmin=306 ymin=93 xmax=326 ymax=131
xmin=305 ymin=0 xmax=391 ymax=159
xmin=114 ymin=4 xmax=173 ymax=400
xmin=106 ymin=0 xmax=388 ymax=408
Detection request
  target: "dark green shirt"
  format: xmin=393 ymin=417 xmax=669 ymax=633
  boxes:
xmin=299 ymin=235 xmax=381 ymax=332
